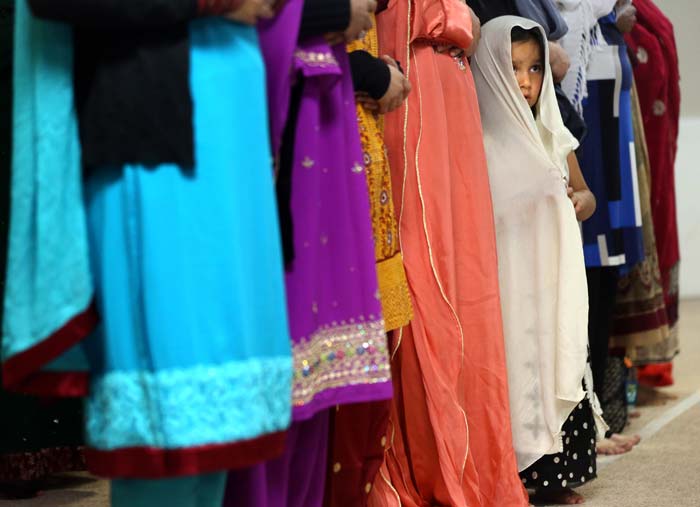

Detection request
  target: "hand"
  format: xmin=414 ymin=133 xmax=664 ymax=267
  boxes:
xmin=226 ymin=0 xmax=274 ymax=24
xmin=567 ymin=187 xmax=596 ymax=221
xmin=325 ymin=32 xmax=345 ymax=46
xmin=549 ymin=42 xmax=570 ymax=84
xmin=435 ymin=45 xmax=467 ymax=59
xmin=616 ymin=3 xmax=637 ymax=34
xmin=345 ymin=0 xmax=375 ymax=42
xmin=356 ymin=92 xmax=380 ymax=112
xmin=465 ymin=8 xmax=481 ymax=57
xmin=376 ymin=57 xmax=411 ymax=113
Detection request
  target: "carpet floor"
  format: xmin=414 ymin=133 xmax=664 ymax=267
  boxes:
xmin=3 ymin=299 xmax=699 ymax=507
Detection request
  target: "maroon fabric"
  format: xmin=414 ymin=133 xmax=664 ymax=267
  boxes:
xmin=612 ymin=307 xmax=668 ymax=336
xmin=324 ymin=400 xmax=391 ymax=507
xmin=2 ymin=302 xmax=98 ymax=396
xmin=626 ymin=0 xmax=681 ymax=388
xmin=0 ymin=447 xmax=86 ymax=483
xmin=625 ymin=0 xmax=680 ymax=328
xmin=85 ymin=431 xmax=287 ymax=479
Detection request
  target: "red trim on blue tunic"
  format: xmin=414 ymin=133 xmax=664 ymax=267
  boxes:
xmin=86 ymin=431 xmax=288 ymax=478
xmin=2 ymin=301 xmax=98 ymax=397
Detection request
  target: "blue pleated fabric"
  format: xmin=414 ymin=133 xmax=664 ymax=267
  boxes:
xmin=83 ymin=19 xmax=293 ymax=454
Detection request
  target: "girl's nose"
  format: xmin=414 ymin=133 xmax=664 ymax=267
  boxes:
xmin=519 ymin=75 xmax=530 ymax=89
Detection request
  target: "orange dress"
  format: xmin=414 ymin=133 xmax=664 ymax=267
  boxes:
xmin=369 ymin=1 xmax=528 ymax=505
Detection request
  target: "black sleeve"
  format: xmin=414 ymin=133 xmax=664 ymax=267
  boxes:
xmin=555 ymin=85 xmax=587 ymax=143
xmin=348 ymin=50 xmax=391 ymax=100
xmin=299 ymin=0 xmax=350 ymax=39
xmin=27 ymin=0 xmax=200 ymax=29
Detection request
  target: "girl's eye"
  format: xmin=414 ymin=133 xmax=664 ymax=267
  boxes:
xmin=530 ymin=65 xmax=542 ymax=73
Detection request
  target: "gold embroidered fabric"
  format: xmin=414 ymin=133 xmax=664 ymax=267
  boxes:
xmin=348 ymin=23 xmax=412 ymax=332
xmin=610 ymin=83 xmax=677 ymax=363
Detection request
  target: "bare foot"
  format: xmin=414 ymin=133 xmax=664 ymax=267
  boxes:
xmin=530 ymin=487 xmax=585 ymax=505
xmin=610 ymin=433 xmax=641 ymax=447
xmin=596 ymin=438 xmax=628 ymax=455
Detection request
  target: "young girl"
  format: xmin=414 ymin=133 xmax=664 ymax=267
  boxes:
xmin=472 ymin=17 xmax=602 ymax=505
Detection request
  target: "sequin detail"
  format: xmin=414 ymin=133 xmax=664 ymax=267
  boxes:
xmin=294 ymin=50 xmax=339 ymax=67
xmin=292 ymin=318 xmax=390 ymax=407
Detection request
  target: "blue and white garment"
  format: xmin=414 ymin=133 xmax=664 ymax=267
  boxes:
xmin=576 ymin=11 xmax=644 ymax=268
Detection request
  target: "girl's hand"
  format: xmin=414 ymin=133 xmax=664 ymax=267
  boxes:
xmin=226 ymin=0 xmax=274 ymax=24
xmin=568 ymin=187 xmax=596 ymax=222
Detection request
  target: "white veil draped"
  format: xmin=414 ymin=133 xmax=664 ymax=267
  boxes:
xmin=557 ymin=0 xmax=617 ymax=112
xmin=472 ymin=16 xmax=590 ymax=471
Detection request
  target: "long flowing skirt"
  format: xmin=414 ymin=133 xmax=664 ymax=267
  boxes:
xmin=370 ymin=9 xmax=527 ymax=503
xmin=82 ymin=20 xmax=292 ymax=502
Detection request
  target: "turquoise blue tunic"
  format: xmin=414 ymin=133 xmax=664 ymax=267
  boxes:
xmin=8 ymin=4 xmax=292 ymax=504
xmin=83 ymin=19 xmax=293 ymax=507
xmin=84 ymin=20 xmax=292 ymax=456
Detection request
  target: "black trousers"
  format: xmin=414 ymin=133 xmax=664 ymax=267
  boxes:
xmin=586 ymin=267 xmax=619 ymax=397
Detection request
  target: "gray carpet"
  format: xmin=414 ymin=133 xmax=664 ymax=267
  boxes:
xmin=578 ymin=402 xmax=700 ymax=507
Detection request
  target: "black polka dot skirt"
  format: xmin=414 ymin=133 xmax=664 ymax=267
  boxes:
xmin=519 ymin=396 xmax=597 ymax=490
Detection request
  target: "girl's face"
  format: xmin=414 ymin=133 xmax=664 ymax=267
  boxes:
xmin=511 ymin=39 xmax=544 ymax=108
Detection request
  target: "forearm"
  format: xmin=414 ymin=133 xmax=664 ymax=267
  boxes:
xmin=348 ymin=50 xmax=391 ymax=99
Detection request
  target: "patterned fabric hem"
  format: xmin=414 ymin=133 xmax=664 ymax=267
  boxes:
xmin=626 ymin=323 xmax=679 ymax=365
xmin=86 ymin=356 xmax=292 ymax=450
xmin=293 ymin=319 xmax=391 ymax=408
xmin=0 ymin=447 xmax=85 ymax=482
xmin=377 ymin=254 xmax=413 ymax=332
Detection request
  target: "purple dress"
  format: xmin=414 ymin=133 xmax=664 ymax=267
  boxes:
xmin=223 ymin=6 xmax=392 ymax=507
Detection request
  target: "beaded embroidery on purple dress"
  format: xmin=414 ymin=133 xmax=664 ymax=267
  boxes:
xmin=284 ymin=38 xmax=392 ymax=420
xmin=223 ymin=14 xmax=392 ymax=507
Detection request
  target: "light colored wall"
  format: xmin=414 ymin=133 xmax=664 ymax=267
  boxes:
xmin=649 ymin=1 xmax=700 ymax=298
xmin=675 ymin=118 xmax=700 ymax=298
xmin=653 ymin=0 xmax=700 ymax=117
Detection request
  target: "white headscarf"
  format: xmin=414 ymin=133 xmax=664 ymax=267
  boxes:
xmin=557 ymin=0 xmax=617 ymax=112
xmin=472 ymin=16 xmax=590 ymax=471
